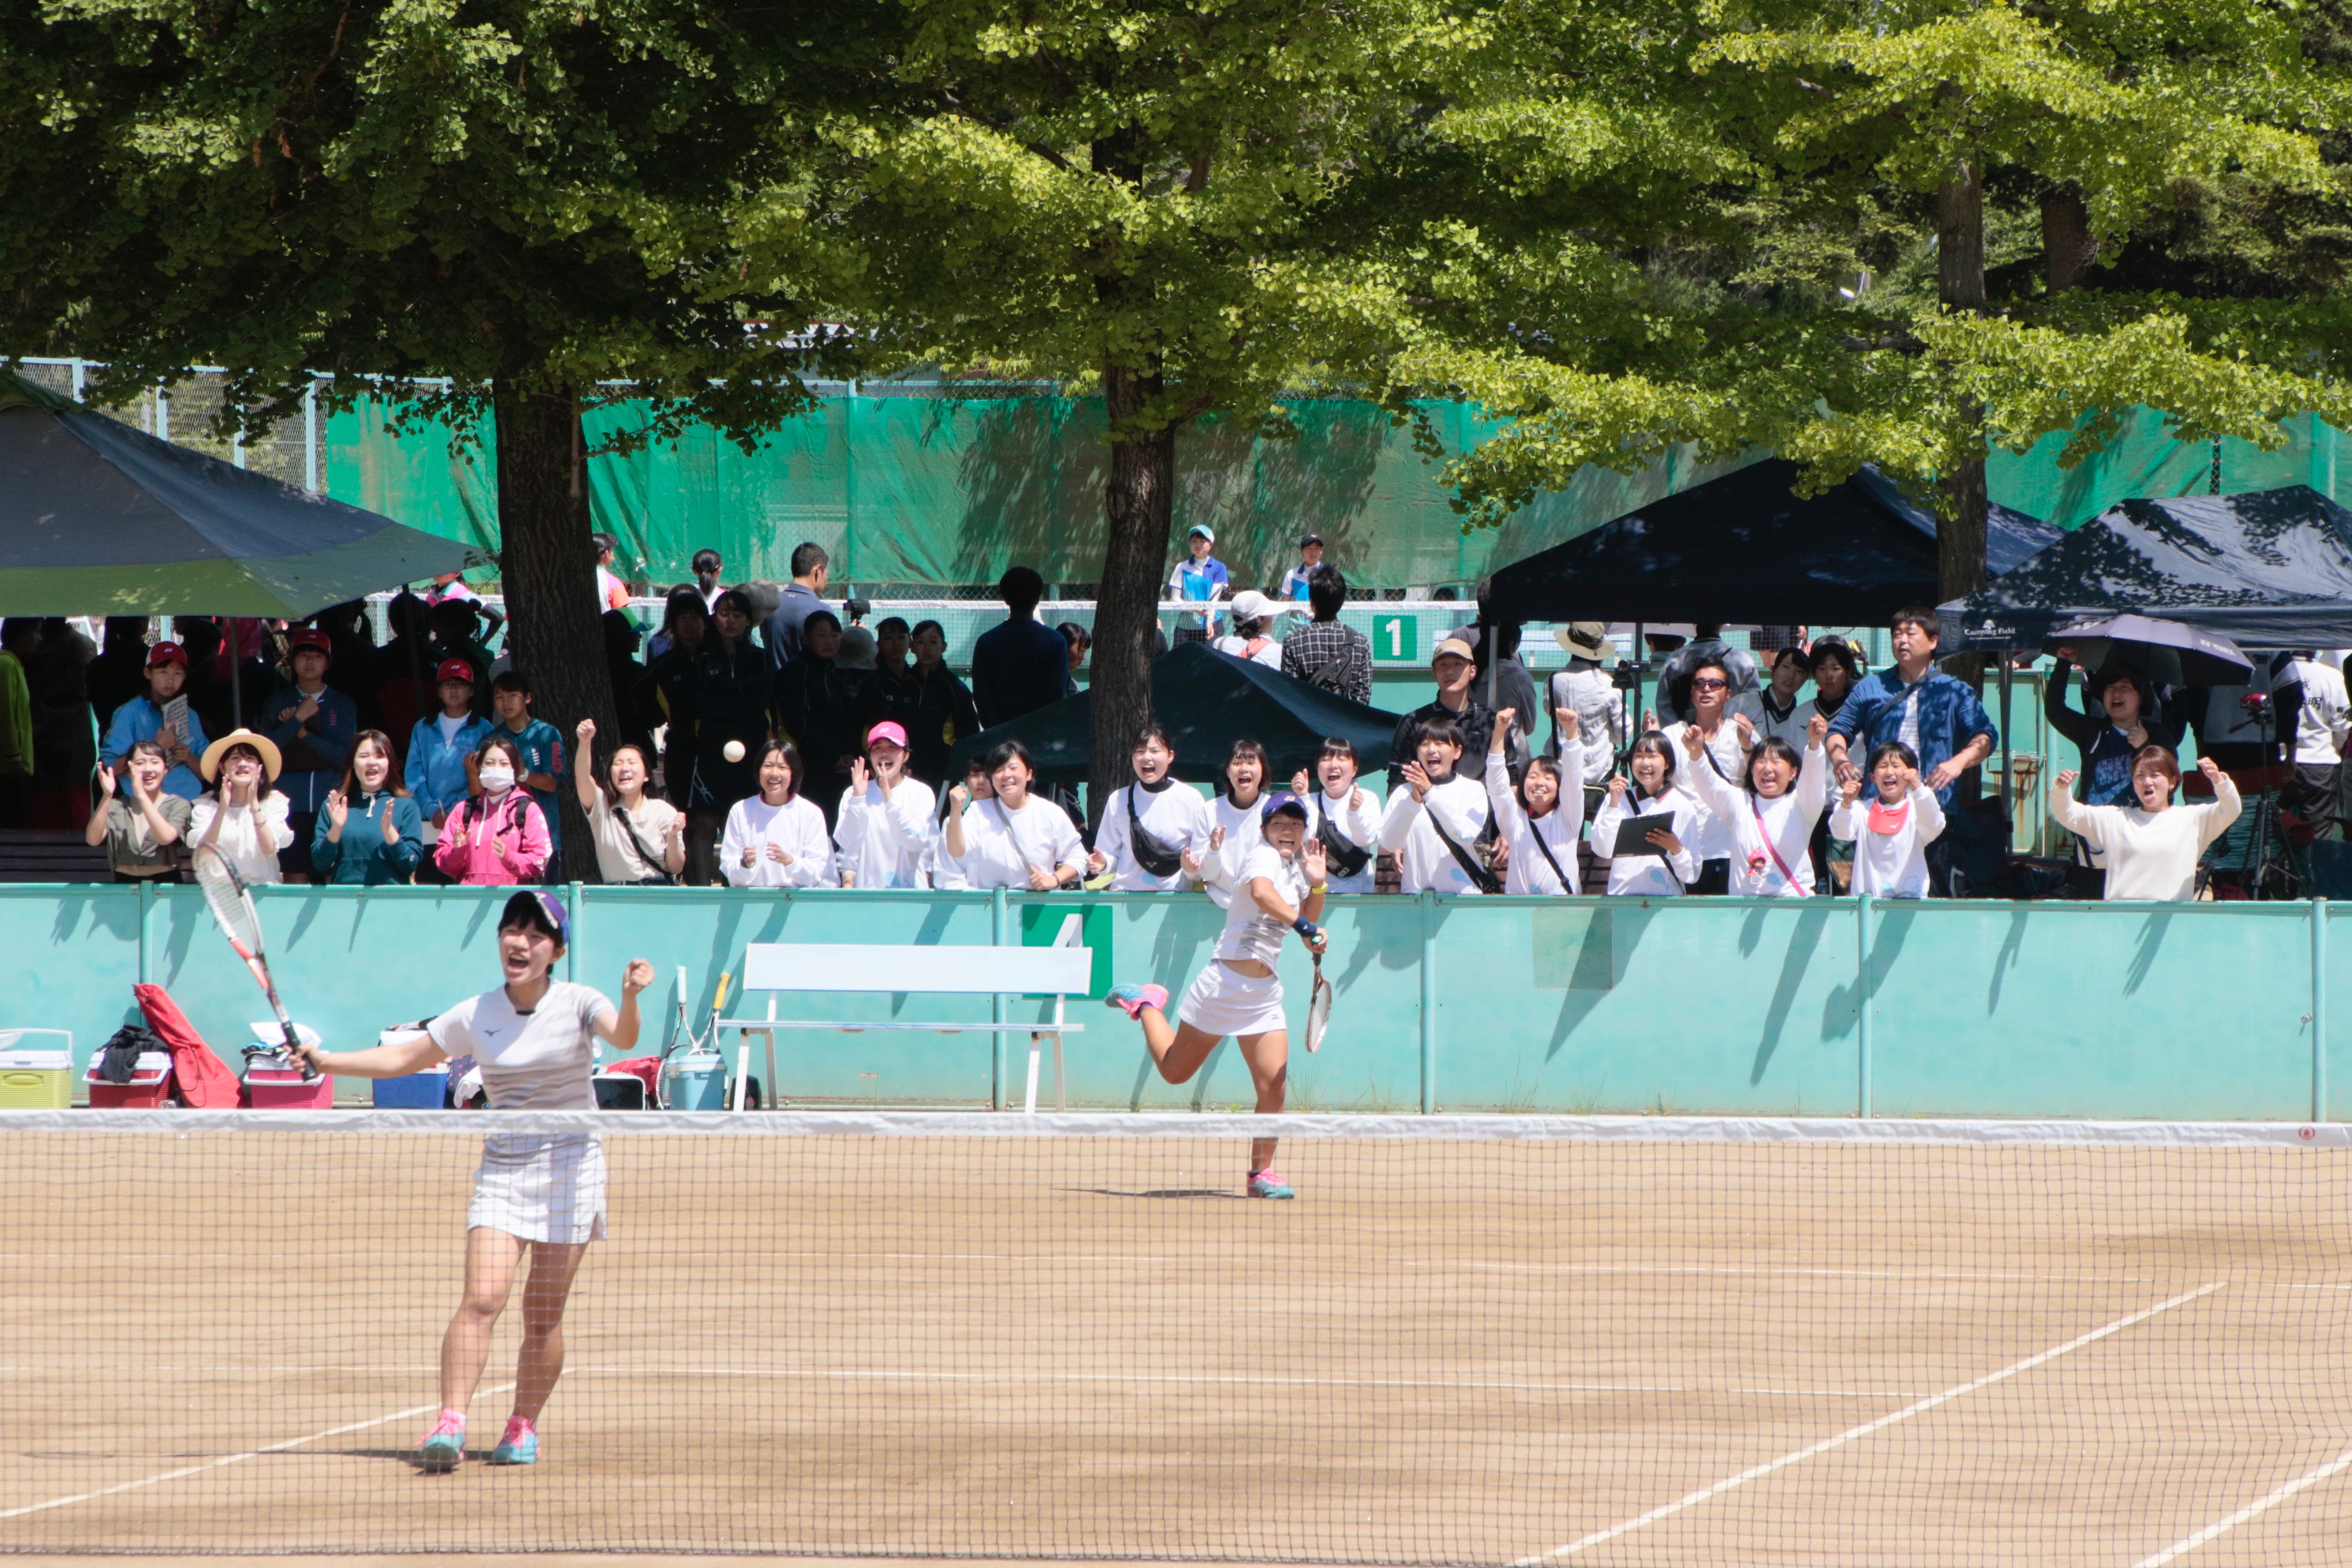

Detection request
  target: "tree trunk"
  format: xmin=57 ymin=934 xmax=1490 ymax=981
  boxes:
xmin=1089 ymin=358 xmax=1176 ymax=829
xmin=492 ymin=377 xmax=621 ymax=883
xmin=2040 ymin=183 xmax=2098 ymax=295
xmin=1936 ymin=158 xmax=1988 ymax=609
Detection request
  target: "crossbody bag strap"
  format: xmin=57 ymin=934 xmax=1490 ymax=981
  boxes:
xmin=1750 ymin=797 xmax=1811 ymax=896
xmin=1525 ymin=814 xmax=1574 ymax=892
xmin=1422 ymin=792 xmax=1503 ymax=895
xmin=613 ymin=801 xmax=678 ymax=885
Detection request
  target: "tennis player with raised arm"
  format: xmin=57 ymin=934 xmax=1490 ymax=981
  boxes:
xmin=1105 ymin=791 xmax=1329 ymax=1199
xmin=288 ymin=890 xmax=653 ymax=1472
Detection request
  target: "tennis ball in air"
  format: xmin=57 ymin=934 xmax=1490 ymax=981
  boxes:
xmin=723 ymin=740 xmax=747 ymax=763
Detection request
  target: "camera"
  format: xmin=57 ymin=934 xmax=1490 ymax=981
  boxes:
xmin=1608 ymin=659 xmax=1644 ymax=693
xmin=842 ymin=597 xmax=873 ymax=625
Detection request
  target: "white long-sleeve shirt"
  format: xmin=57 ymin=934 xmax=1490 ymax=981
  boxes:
xmin=1586 ymin=786 xmax=1700 ymax=896
xmin=1303 ymin=780 xmax=1384 ymax=895
xmin=1202 ymin=793 xmax=1269 ymax=909
xmin=721 ymin=795 xmax=834 ymax=888
xmin=2292 ymin=659 xmax=2352 ymax=764
xmin=1378 ymin=773 xmax=1491 ymax=895
xmin=1830 ymin=784 xmax=1946 ymax=900
xmin=1660 ymin=720 xmax=1751 ymax=863
xmin=190 ymin=793 xmax=293 ymax=886
xmin=1685 ymin=743 xmax=1828 ymax=897
xmin=1547 ymin=667 xmax=1627 ymax=785
xmin=1485 ymin=741 xmax=1586 ymax=894
xmin=834 ymin=777 xmax=938 ymax=889
xmin=1095 ymin=780 xmax=1214 ymax=892
xmin=952 ymin=794 xmax=1086 ymax=891
xmin=2050 ymin=774 xmax=2241 ymax=902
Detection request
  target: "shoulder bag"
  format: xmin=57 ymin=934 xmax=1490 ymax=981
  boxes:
xmin=1421 ymin=789 xmax=1504 ymax=895
xmin=1123 ymin=786 xmax=1186 ymax=879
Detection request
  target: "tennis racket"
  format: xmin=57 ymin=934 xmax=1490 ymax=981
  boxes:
xmin=1304 ymin=952 xmax=1332 ymax=1054
xmin=191 ymin=845 xmax=316 ymax=1079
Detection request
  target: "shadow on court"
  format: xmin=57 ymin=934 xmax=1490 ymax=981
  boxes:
xmin=1057 ymin=1186 xmax=1244 ymax=1200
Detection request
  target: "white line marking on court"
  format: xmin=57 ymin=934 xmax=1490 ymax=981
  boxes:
xmin=1510 ymin=1281 xmax=2229 ymax=1564
xmin=0 ymin=1380 xmax=516 ymax=1521
xmin=2130 ymin=1445 xmax=2352 ymax=1567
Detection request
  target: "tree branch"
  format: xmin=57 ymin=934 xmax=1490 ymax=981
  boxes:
xmin=940 ymin=90 xmax=1076 ymax=174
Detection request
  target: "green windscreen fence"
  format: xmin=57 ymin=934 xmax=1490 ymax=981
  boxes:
xmin=17 ymin=360 xmax=2341 ymax=590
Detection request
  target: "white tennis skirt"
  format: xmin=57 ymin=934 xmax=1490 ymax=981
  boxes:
xmin=1176 ymin=959 xmax=1288 ymax=1039
xmin=468 ymin=1133 xmax=609 ymax=1245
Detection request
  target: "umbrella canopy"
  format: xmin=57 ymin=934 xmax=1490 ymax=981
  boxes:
xmin=1484 ymin=459 xmax=2059 ymax=626
xmin=2042 ymin=614 xmax=2253 ymax=688
xmin=0 ymin=373 xmax=471 ymax=615
xmin=1941 ymin=486 xmax=2352 ymax=652
xmin=948 ymin=641 xmax=1403 ymax=787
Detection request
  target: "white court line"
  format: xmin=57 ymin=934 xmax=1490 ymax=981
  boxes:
xmin=2132 ymin=1446 xmax=2352 ymax=1567
xmin=1510 ymin=1282 xmax=2228 ymax=1564
xmin=0 ymin=1380 xmax=516 ymax=1521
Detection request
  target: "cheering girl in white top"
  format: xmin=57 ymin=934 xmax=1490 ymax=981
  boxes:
xmin=191 ymin=730 xmax=292 ymax=885
xmin=1484 ymin=707 xmax=1585 ymax=895
xmin=1200 ymin=739 xmax=1272 ymax=908
xmin=835 ymin=722 xmax=938 ymax=888
xmin=722 ymin=742 xmax=834 ymax=888
xmin=1379 ymin=719 xmax=1492 ymax=895
xmin=944 ymin=740 xmax=1085 ymax=890
xmin=1089 ymin=724 xmax=1212 ymax=892
xmin=1587 ymin=732 xmax=1701 ymax=896
xmin=571 ymin=717 xmax=685 ymax=885
xmin=290 ymin=891 xmax=652 ymax=1472
xmin=2050 ymin=747 xmax=2241 ymax=902
xmin=1829 ymin=741 xmax=1947 ymax=899
xmin=1290 ymin=738 xmax=1383 ymax=896
xmin=1106 ymin=792 xmax=1329 ymax=1199
xmin=1682 ymin=711 xmax=1829 ymax=897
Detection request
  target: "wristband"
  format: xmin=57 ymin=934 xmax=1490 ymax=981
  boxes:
xmin=1308 ymin=883 xmax=1328 ymax=895
xmin=1292 ymin=917 xmax=1322 ymax=941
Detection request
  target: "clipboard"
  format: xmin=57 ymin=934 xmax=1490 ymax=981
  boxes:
xmin=1605 ymin=811 xmax=1673 ymax=858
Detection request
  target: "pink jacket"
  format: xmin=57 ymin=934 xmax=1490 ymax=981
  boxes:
xmin=433 ymin=790 xmax=551 ymax=885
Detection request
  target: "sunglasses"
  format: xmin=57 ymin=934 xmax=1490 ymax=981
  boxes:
xmin=1689 ymin=677 xmax=1729 ymax=691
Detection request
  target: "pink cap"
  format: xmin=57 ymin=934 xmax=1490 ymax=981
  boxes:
xmin=866 ymin=721 xmax=909 ymax=750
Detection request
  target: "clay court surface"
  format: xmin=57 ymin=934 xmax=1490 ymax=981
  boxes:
xmin=4 ymin=1125 xmax=2352 ymax=1564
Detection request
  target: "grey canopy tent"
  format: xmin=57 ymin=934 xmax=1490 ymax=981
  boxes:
xmin=0 ymin=372 xmax=470 ymax=617
xmin=1938 ymin=486 xmax=2352 ymax=651
xmin=949 ymin=641 xmax=1402 ymax=788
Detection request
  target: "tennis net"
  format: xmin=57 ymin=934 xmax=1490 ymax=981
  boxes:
xmin=4 ymin=1109 xmax=2351 ymax=1563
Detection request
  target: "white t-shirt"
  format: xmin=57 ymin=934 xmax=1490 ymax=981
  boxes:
xmin=953 ymin=794 xmax=1085 ymax=890
xmin=426 ymin=980 xmax=615 ymax=1112
xmin=1660 ymin=721 xmax=1750 ymax=862
xmin=586 ymin=791 xmax=682 ymax=884
xmin=1303 ymin=781 xmax=1384 ymax=895
xmin=721 ymin=795 xmax=834 ymax=888
xmin=2292 ymin=659 xmax=2352 ymax=764
xmin=1378 ymin=772 xmax=1492 ymax=895
xmin=1214 ymin=844 xmax=1311 ymax=966
xmin=835 ymin=777 xmax=939 ymax=889
xmin=1587 ymin=787 xmax=1701 ymax=896
xmin=1685 ymin=744 xmax=1829 ymax=897
xmin=190 ymin=793 xmax=293 ymax=886
xmin=436 ymin=712 xmax=470 ymax=747
xmin=1898 ymin=687 xmax=1923 ymax=752
xmin=1202 ymin=794 xmax=1270 ymax=908
xmin=1830 ymin=785 xmax=1947 ymax=900
xmin=1096 ymin=781 xmax=1213 ymax=892
xmin=1548 ymin=667 xmax=1627 ymax=785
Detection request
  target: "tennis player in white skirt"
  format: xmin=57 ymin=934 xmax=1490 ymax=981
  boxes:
xmin=291 ymin=890 xmax=653 ymax=1473
xmin=1106 ymin=791 xmax=1328 ymax=1199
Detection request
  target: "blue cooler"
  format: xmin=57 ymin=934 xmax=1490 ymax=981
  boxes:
xmin=662 ymin=1050 xmax=731 ymax=1110
xmin=371 ymin=1029 xmax=449 ymax=1108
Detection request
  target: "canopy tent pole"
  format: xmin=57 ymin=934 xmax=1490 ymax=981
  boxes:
xmin=1998 ymin=657 xmax=2013 ymax=844
xmin=1633 ymin=623 xmax=1646 ymax=737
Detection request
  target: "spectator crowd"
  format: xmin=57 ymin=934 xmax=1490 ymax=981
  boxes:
xmin=0 ymin=524 xmax=2299 ymax=908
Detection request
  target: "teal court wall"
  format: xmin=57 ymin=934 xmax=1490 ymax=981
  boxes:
xmin=8 ymin=886 xmax=2342 ymax=1120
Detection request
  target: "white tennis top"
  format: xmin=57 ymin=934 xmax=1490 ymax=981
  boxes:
xmin=426 ymin=980 xmax=615 ymax=1112
xmin=1214 ymin=843 xmax=1311 ymax=966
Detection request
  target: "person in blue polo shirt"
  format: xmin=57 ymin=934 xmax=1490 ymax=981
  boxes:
xmin=259 ymin=627 xmax=359 ymax=881
xmin=101 ymin=641 xmax=209 ymax=800
xmin=1166 ymin=525 xmax=1230 ymax=642
xmin=1277 ymin=534 xmax=1325 ymax=602
xmin=1824 ymin=605 xmax=1997 ymax=896
xmin=490 ymin=668 xmax=567 ymax=880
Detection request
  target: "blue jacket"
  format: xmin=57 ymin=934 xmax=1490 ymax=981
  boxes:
xmin=1827 ymin=668 xmax=1998 ymax=806
xmin=406 ymin=712 xmax=495 ymax=821
xmin=310 ymin=791 xmax=425 ymax=885
xmin=495 ymin=716 xmax=567 ymax=855
xmin=257 ymin=682 xmax=359 ymax=813
xmin=102 ymin=695 xmax=210 ymax=800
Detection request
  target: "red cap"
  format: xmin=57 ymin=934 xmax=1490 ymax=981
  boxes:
xmin=434 ymin=658 xmax=475 ymax=687
xmin=287 ymin=628 xmax=332 ymax=657
xmin=145 ymin=641 xmax=188 ymax=669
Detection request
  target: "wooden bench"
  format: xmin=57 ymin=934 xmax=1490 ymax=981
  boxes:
xmin=0 ymin=830 xmax=121 ymax=884
xmin=718 ymin=941 xmax=1092 ymax=1113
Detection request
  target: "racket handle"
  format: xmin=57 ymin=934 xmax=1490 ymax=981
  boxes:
xmin=714 ymin=972 xmax=732 ymax=1012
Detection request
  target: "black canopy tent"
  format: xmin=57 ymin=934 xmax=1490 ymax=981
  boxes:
xmin=948 ymin=641 xmax=1403 ymax=789
xmin=1484 ymin=459 xmax=2059 ymax=627
xmin=1937 ymin=486 xmax=2352 ymax=651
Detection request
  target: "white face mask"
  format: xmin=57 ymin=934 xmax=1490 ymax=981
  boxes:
xmin=479 ymin=764 xmax=516 ymax=792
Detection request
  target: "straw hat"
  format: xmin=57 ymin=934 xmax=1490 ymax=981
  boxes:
xmin=199 ymin=727 xmax=283 ymax=784
xmin=1553 ymin=622 xmax=1611 ymax=661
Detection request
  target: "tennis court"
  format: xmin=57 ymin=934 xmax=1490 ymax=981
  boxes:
xmin=4 ymin=1112 xmax=2350 ymax=1565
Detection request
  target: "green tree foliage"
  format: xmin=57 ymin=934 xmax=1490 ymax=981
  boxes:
xmin=811 ymin=0 xmax=1480 ymax=811
xmin=0 ymin=0 xmax=888 ymax=873
xmin=1395 ymin=0 xmax=2352 ymax=600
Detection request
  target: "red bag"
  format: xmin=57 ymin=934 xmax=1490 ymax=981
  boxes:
xmin=133 ymin=983 xmax=241 ymax=1109
xmin=603 ymin=1056 xmax=661 ymax=1098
